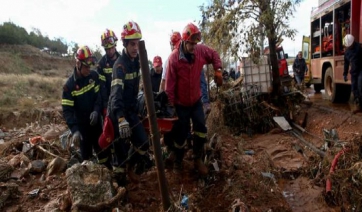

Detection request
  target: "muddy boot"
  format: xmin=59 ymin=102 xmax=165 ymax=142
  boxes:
xmin=193 ymin=137 xmax=208 ymax=176
xmin=173 ymin=148 xmax=185 ymax=174
xmin=113 ymin=169 xmax=127 ymax=187
xmin=134 ymin=153 xmax=154 ymax=175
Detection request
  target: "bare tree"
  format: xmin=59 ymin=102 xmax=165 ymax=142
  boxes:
xmin=200 ymin=0 xmax=301 ymax=94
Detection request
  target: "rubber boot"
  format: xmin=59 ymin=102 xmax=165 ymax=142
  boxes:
xmin=173 ymin=147 xmax=185 ymax=174
xmin=113 ymin=169 xmax=127 ymax=187
xmin=127 ymin=149 xmax=142 ymax=183
xmin=193 ymin=137 xmax=208 ymax=176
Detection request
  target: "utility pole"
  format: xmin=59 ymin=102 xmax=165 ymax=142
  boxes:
xmin=138 ymin=40 xmax=171 ymax=211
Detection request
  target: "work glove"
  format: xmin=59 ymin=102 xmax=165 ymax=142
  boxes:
xmin=214 ymin=69 xmax=223 ymax=87
xmin=203 ymin=102 xmax=211 ymax=115
xmin=89 ymin=111 xmax=99 ymax=126
xmin=344 ymin=75 xmax=348 ymax=82
xmin=71 ymin=131 xmax=82 ymax=147
xmin=118 ymin=118 xmax=131 ymax=139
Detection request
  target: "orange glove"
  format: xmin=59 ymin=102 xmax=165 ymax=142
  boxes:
xmin=214 ymin=69 xmax=223 ymax=87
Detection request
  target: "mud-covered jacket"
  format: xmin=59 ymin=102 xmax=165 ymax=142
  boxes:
xmin=109 ymin=49 xmax=140 ymax=121
xmin=97 ymin=51 xmax=121 ymax=109
xmin=150 ymin=67 xmax=162 ymax=92
xmin=344 ymin=42 xmax=362 ymax=76
xmin=166 ymin=42 xmax=222 ymax=106
xmin=292 ymin=57 xmax=308 ymax=76
xmin=61 ymin=68 xmax=102 ymax=133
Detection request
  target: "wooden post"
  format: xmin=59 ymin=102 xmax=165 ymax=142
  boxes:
xmin=138 ymin=40 xmax=171 ymax=210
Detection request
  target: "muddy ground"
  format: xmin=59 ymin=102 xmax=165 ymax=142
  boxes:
xmin=1 ymin=87 xmax=362 ymax=212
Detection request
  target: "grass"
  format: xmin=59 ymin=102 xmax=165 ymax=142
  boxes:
xmin=0 ymin=73 xmax=65 ymax=110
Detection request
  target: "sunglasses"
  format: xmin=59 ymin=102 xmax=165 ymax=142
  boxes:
xmin=102 ymin=37 xmax=116 ymax=47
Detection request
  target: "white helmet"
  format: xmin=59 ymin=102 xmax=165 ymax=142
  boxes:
xmin=343 ymin=34 xmax=354 ymax=47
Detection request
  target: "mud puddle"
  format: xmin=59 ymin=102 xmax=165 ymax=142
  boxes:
xmin=279 ymin=177 xmax=339 ymax=212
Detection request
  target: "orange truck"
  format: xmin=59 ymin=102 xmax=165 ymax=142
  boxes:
xmin=263 ymin=39 xmax=289 ymax=77
xmin=304 ymin=0 xmax=361 ymax=102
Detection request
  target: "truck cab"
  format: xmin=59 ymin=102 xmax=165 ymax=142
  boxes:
xmin=263 ymin=43 xmax=289 ymax=77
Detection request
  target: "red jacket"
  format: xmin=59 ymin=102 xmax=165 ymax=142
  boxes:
xmin=166 ymin=43 xmax=222 ymax=106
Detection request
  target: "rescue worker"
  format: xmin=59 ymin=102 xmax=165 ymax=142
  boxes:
xmin=108 ymin=21 xmax=151 ymax=186
xmin=97 ymin=29 xmax=121 ymax=115
xmin=62 ymin=46 xmax=111 ymax=169
xmin=150 ymin=55 xmax=163 ymax=92
xmin=160 ymin=31 xmax=210 ymax=113
xmin=292 ymin=51 xmax=308 ymax=90
xmin=165 ymin=23 xmax=223 ymax=176
xmin=343 ymin=34 xmax=362 ymax=113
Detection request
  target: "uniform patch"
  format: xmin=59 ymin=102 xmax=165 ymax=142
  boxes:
xmin=63 ymin=85 xmax=69 ymax=92
xmin=75 ymin=85 xmax=80 ymax=90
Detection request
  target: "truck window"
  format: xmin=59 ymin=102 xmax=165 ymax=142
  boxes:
xmin=303 ymin=42 xmax=309 ymax=60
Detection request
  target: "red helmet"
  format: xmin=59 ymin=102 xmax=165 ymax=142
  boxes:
xmin=75 ymin=46 xmax=97 ymax=66
xmin=182 ymin=23 xmax=201 ymax=43
xmin=121 ymin=21 xmax=142 ymax=40
xmin=101 ymin=29 xmax=118 ymax=49
xmin=170 ymin=31 xmax=181 ymax=47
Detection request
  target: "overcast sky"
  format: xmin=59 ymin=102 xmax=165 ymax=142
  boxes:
xmin=0 ymin=0 xmax=317 ymax=62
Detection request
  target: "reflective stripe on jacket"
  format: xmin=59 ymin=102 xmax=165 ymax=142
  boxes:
xmin=97 ymin=51 xmax=121 ymax=109
xmin=62 ymin=68 xmax=102 ymax=133
xmin=109 ymin=49 xmax=140 ymax=120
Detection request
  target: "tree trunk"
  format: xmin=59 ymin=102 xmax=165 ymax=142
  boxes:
xmin=268 ymin=35 xmax=281 ymax=96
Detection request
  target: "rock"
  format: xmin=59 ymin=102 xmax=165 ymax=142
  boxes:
xmin=8 ymin=153 xmax=30 ymax=168
xmin=0 ymin=183 xmax=20 ymax=210
xmin=47 ymin=157 xmax=67 ymax=176
xmin=43 ymin=128 xmax=59 ymax=141
xmin=66 ymin=161 xmax=115 ymax=207
xmin=0 ymin=139 xmax=4 ymax=144
xmin=30 ymin=160 xmax=47 ymax=173
xmin=0 ymin=130 xmax=5 ymax=138
xmin=43 ymin=199 xmax=60 ymax=212
xmin=0 ymin=161 xmax=14 ymax=181
xmin=4 ymin=137 xmax=10 ymax=141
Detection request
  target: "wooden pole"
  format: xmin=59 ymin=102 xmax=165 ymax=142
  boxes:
xmin=138 ymin=40 xmax=171 ymax=211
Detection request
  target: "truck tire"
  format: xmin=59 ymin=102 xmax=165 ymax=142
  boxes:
xmin=305 ymin=83 xmax=311 ymax=88
xmin=314 ymin=84 xmax=322 ymax=93
xmin=324 ymin=67 xmax=351 ymax=103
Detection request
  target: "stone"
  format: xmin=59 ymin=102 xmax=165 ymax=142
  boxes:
xmin=0 ymin=161 xmax=14 ymax=181
xmin=30 ymin=160 xmax=47 ymax=173
xmin=0 ymin=130 xmax=4 ymax=138
xmin=65 ymin=161 xmax=115 ymax=207
xmin=47 ymin=157 xmax=67 ymax=176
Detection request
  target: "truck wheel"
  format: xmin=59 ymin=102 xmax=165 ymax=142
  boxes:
xmin=324 ymin=67 xmax=351 ymax=103
xmin=305 ymin=83 xmax=311 ymax=88
xmin=314 ymin=84 xmax=322 ymax=93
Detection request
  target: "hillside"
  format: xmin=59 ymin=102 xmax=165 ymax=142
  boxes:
xmin=0 ymin=44 xmax=73 ymax=125
xmin=0 ymin=44 xmax=73 ymax=76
